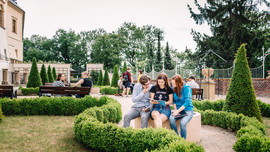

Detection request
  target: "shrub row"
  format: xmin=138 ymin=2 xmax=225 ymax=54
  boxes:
xmin=75 ymin=99 xmax=204 ymax=152
xmin=0 ymin=103 xmax=4 ymax=121
xmin=100 ymin=86 xmax=119 ymax=95
xmin=0 ymin=96 xmax=108 ymax=116
xmin=195 ymin=109 xmax=270 ymax=151
xmin=20 ymin=87 xmax=39 ymax=95
xmin=193 ymin=99 xmax=270 ymax=117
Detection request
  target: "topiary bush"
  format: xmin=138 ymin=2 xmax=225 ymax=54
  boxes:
xmin=20 ymin=87 xmax=39 ymax=95
xmin=90 ymin=70 xmax=99 ymax=85
xmin=47 ymin=65 xmax=54 ymax=83
xmin=122 ymin=62 xmax=127 ymax=75
xmin=40 ymin=64 xmax=49 ymax=85
xmin=111 ymin=65 xmax=119 ymax=87
xmin=27 ymin=57 xmax=42 ymax=88
xmin=0 ymin=103 xmax=4 ymax=121
xmin=102 ymin=68 xmax=110 ymax=86
xmin=97 ymin=70 xmax=103 ymax=86
xmin=223 ymin=44 xmax=262 ymax=122
xmin=52 ymin=67 xmax=57 ymax=80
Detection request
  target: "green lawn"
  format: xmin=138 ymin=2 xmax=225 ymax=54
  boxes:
xmin=0 ymin=116 xmax=89 ymax=152
xmin=263 ymin=117 xmax=270 ymax=137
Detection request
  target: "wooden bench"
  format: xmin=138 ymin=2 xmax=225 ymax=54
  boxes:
xmin=39 ymin=86 xmax=91 ymax=97
xmin=192 ymin=88 xmax=204 ymax=100
xmin=0 ymin=85 xmax=17 ymax=99
xmin=134 ymin=112 xmax=201 ymax=142
xmin=44 ymin=83 xmax=53 ymax=86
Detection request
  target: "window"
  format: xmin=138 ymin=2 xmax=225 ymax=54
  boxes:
xmin=0 ymin=5 xmax=3 ymax=28
xmin=12 ymin=18 xmax=16 ymax=33
xmin=15 ymin=49 xmax=18 ymax=59
xmin=4 ymin=49 xmax=7 ymax=60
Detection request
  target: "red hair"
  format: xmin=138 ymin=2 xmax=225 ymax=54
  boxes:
xmin=172 ymin=74 xmax=184 ymax=97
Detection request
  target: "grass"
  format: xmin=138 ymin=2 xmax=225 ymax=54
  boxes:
xmin=263 ymin=117 xmax=270 ymax=137
xmin=0 ymin=116 xmax=89 ymax=152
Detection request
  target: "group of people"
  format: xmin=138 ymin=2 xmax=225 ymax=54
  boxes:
xmin=52 ymin=71 xmax=92 ymax=98
xmin=124 ymin=73 xmax=200 ymax=139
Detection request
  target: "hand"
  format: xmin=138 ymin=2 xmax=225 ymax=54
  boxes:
xmin=142 ymin=108 xmax=150 ymax=112
xmin=150 ymin=99 xmax=159 ymax=104
xmin=143 ymin=86 xmax=150 ymax=94
xmin=172 ymin=110 xmax=179 ymax=117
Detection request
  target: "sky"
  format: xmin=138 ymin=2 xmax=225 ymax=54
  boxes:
xmin=18 ymin=0 xmax=212 ymax=53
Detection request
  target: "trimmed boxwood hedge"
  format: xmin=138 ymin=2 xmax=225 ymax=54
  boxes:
xmin=0 ymin=103 xmax=4 ymax=121
xmin=20 ymin=87 xmax=39 ymax=96
xmin=0 ymin=96 xmax=109 ymax=116
xmin=74 ymin=99 xmax=204 ymax=152
xmin=193 ymin=100 xmax=270 ymax=152
xmin=100 ymin=86 xmax=119 ymax=95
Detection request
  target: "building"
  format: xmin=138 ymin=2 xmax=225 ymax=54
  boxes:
xmin=0 ymin=0 xmax=24 ymax=84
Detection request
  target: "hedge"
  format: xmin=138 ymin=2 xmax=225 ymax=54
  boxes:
xmin=0 ymin=103 xmax=4 ymax=121
xmin=100 ymin=86 xmax=119 ymax=95
xmin=75 ymin=98 xmax=204 ymax=152
xmin=20 ymin=87 xmax=39 ymax=96
xmin=193 ymin=100 xmax=270 ymax=152
xmin=0 ymin=96 xmax=108 ymax=116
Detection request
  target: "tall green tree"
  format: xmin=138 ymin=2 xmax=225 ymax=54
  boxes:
xmin=90 ymin=70 xmax=99 ymax=85
xmin=40 ymin=64 xmax=49 ymax=85
xmin=122 ymin=62 xmax=128 ymax=75
xmin=154 ymin=32 xmax=163 ymax=72
xmin=52 ymin=67 xmax=57 ymax=80
xmin=223 ymin=44 xmax=262 ymax=122
xmin=111 ymin=65 xmax=120 ymax=87
xmin=164 ymin=42 xmax=175 ymax=70
xmin=188 ymin=0 xmax=270 ymax=69
xmin=97 ymin=70 xmax=103 ymax=86
xmin=47 ymin=65 xmax=54 ymax=83
xmin=102 ymin=68 xmax=110 ymax=86
xmin=27 ymin=58 xmax=42 ymax=88
xmin=91 ymin=33 xmax=127 ymax=70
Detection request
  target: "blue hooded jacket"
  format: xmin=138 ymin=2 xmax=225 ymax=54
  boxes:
xmin=172 ymin=84 xmax=193 ymax=111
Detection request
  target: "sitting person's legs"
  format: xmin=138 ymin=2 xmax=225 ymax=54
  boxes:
xmin=124 ymin=107 xmax=140 ymax=128
xmin=140 ymin=109 xmax=150 ymax=128
xmin=179 ymin=110 xmax=193 ymax=139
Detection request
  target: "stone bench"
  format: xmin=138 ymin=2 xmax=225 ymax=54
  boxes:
xmin=90 ymin=87 xmax=100 ymax=94
xmin=134 ymin=112 xmax=201 ymax=142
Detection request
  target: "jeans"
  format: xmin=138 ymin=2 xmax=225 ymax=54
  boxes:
xmin=124 ymin=107 xmax=150 ymax=128
xmin=169 ymin=110 xmax=193 ymax=139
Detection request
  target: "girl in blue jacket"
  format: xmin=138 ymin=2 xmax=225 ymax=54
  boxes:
xmin=169 ymin=74 xmax=193 ymax=139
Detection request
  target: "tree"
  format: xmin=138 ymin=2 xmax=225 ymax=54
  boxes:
xmin=164 ymin=42 xmax=175 ymax=70
xmin=102 ymin=68 xmax=110 ymax=86
xmin=52 ymin=67 xmax=57 ymax=80
xmin=122 ymin=62 xmax=128 ymax=75
xmin=223 ymin=44 xmax=262 ymax=122
xmin=27 ymin=58 xmax=42 ymax=88
xmin=40 ymin=64 xmax=49 ymax=85
xmin=91 ymin=33 xmax=127 ymax=70
xmin=111 ymin=65 xmax=120 ymax=87
xmin=188 ymin=0 xmax=270 ymax=69
xmin=97 ymin=70 xmax=103 ymax=86
xmin=47 ymin=65 xmax=54 ymax=83
xmin=154 ymin=32 xmax=163 ymax=72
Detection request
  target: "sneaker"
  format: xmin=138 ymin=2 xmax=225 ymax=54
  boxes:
xmin=126 ymin=95 xmax=128 ymax=97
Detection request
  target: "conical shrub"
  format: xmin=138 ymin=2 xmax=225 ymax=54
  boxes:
xmin=40 ymin=64 xmax=49 ymax=85
xmin=111 ymin=65 xmax=120 ymax=87
xmin=122 ymin=62 xmax=127 ymax=75
xmin=0 ymin=103 xmax=4 ymax=121
xmin=223 ymin=44 xmax=262 ymax=122
xmin=97 ymin=70 xmax=103 ymax=86
xmin=47 ymin=65 xmax=54 ymax=83
xmin=52 ymin=67 xmax=57 ymax=80
xmin=103 ymin=68 xmax=110 ymax=86
xmin=27 ymin=57 xmax=42 ymax=88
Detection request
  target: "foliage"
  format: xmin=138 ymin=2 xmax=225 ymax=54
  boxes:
xmin=100 ymin=86 xmax=119 ymax=95
xmin=154 ymin=32 xmax=163 ymax=72
xmin=223 ymin=44 xmax=262 ymax=122
xmin=27 ymin=58 xmax=42 ymax=88
xmin=164 ymin=42 xmax=175 ymax=70
xmin=47 ymin=65 xmax=54 ymax=83
xmin=111 ymin=65 xmax=120 ymax=87
xmin=52 ymin=67 xmax=57 ymax=80
xmin=0 ymin=103 xmax=4 ymax=121
xmin=20 ymin=87 xmax=39 ymax=95
xmin=90 ymin=70 xmax=99 ymax=85
xmin=188 ymin=0 xmax=270 ymax=69
xmin=40 ymin=64 xmax=49 ymax=85
xmin=122 ymin=62 xmax=127 ymax=75
xmin=97 ymin=70 xmax=103 ymax=86
xmin=0 ymin=96 xmax=108 ymax=116
xmin=102 ymin=68 xmax=110 ymax=86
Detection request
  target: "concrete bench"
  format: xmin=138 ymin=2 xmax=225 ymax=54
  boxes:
xmin=90 ymin=87 xmax=100 ymax=94
xmin=134 ymin=112 xmax=201 ymax=142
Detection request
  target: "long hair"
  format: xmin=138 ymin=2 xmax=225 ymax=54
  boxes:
xmin=156 ymin=73 xmax=170 ymax=91
xmin=56 ymin=73 xmax=63 ymax=81
xmin=172 ymin=74 xmax=184 ymax=97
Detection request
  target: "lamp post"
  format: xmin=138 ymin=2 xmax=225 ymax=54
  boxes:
xmin=263 ymin=47 xmax=270 ymax=79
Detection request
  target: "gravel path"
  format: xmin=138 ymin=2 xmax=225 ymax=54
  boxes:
xmin=91 ymin=94 xmax=237 ymax=152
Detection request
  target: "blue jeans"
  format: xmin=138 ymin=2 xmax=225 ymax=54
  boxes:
xmin=169 ymin=110 xmax=193 ymax=139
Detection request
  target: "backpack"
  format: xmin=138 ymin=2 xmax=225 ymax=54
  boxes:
xmin=123 ymin=71 xmax=129 ymax=82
